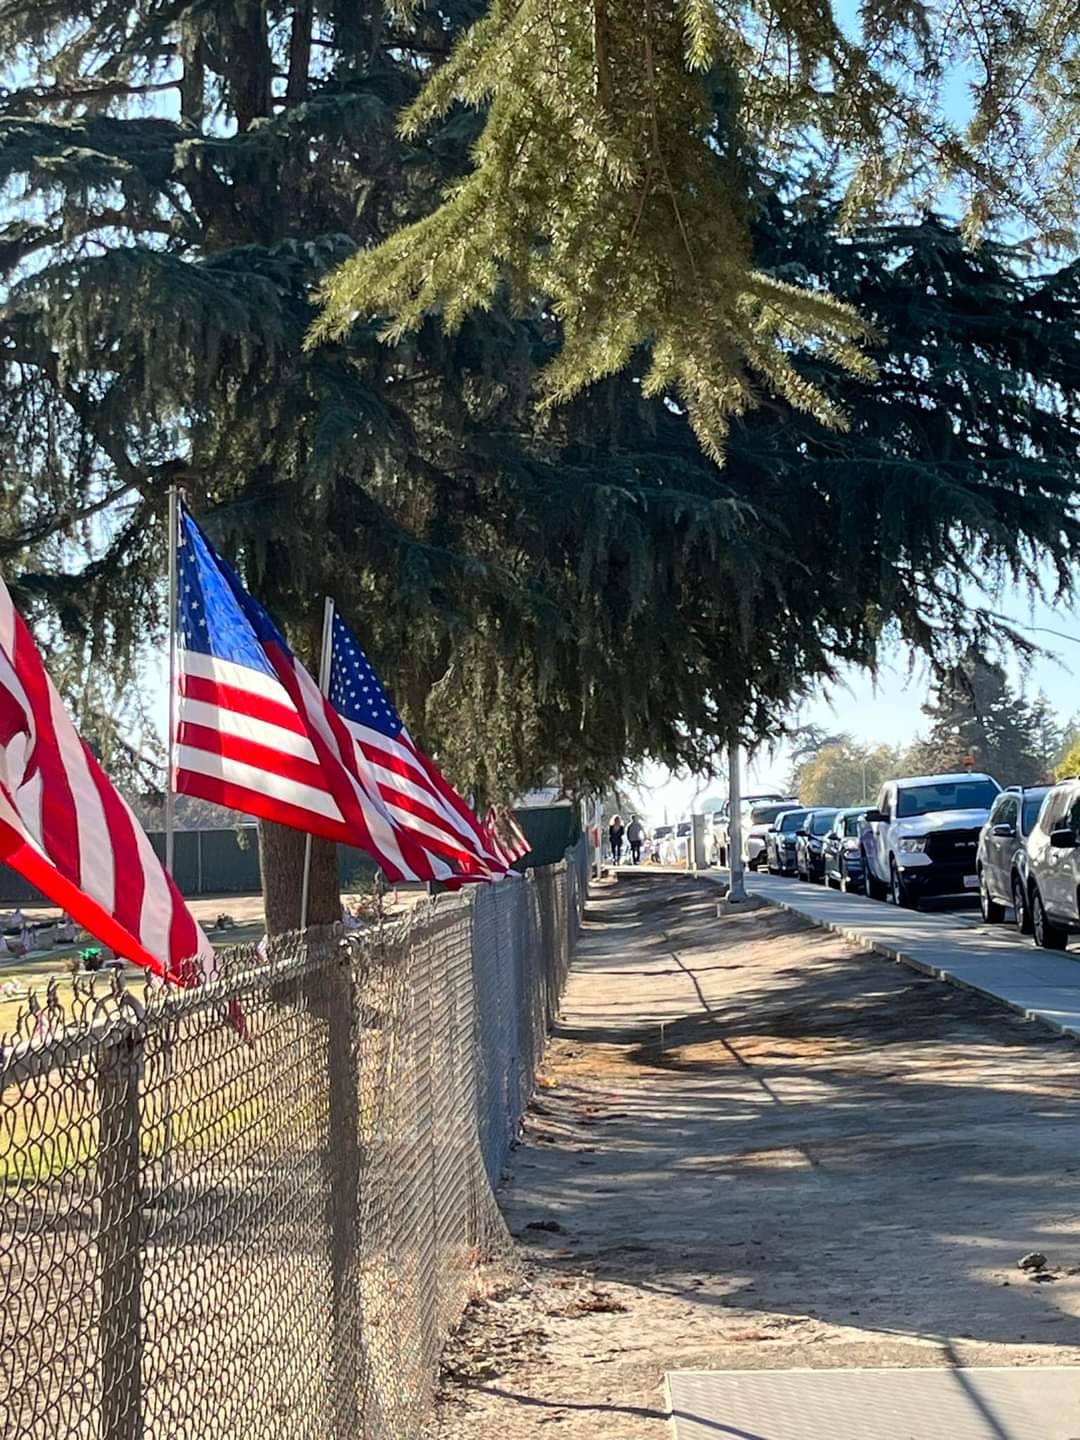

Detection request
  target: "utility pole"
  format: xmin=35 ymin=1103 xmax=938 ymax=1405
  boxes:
xmin=727 ymin=740 xmax=748 ymax=902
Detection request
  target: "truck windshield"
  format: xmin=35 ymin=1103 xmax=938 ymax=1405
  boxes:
xmin=896 ymin=780 xmax=1000 ymax=817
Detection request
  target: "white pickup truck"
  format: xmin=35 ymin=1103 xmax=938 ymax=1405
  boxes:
xmin=861 ymin=772 xmax=1002 ymax=909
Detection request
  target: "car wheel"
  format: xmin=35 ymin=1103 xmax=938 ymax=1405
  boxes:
xmin=890 ymin=857 xmax=918 ymax=910
xmin=863 ymin=851 xmax=888 ymax=901
xmin=1032 ymin=888 xmax=1069 ymax=950
xmin=1012 ymin=876 xmax=1031 ymax=934
xmin=979 ymin=869 xmax=1006 ymax=925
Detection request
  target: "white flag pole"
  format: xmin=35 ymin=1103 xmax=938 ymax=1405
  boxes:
xmin=165 ymin=485 xmax=179 ymax=876
xmin=299 ymin=596 xmax=336 ymax=931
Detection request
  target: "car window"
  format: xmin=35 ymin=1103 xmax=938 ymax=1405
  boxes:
xmin=750 ymin=803 xmax=796 ymax=825
xmin=843 ymin=814 xmax=863 ymax=837
xmin=810 ymin=811 xmax=837 ymax=836
xmin=995 ymin=797 xmax=1019 ymax=830
xmin=779 ymin=810 xmax=808 ymax=832
xmin=896 ymin=779 xmax=1000 ymax=817
xmin=1021 ymin=791 xmax=1050 ymax=833
xmin=1070 ymin=796 xmax=1080 ymax=836
xmin=1044 ymin=790 xmax=1072 ymax=832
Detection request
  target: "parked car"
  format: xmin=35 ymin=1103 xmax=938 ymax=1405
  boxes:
xmin=794 ymin=808 xmax=840 ymax=882
xmin=713 ymin=791 xmax=791 ymax=866
xmin=766 ymin=808 xmax=810 ymax=876
xmin=860 ymin=772 xmax=1001 ymax=908
xmin=1025 ymin=778 xmax=1080 ymax=950
xmin=976 ymin=784 xmax=1052 ymax=931
xmin=823 ymin=808 xmax=868 ymax=892
xmin=743 ymin=801 xmax=802 ymax=871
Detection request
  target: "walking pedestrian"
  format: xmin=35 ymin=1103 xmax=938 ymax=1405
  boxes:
xmin=608 ymin=814 xmax=625 ymax=866
xmin=627 ymin=816 xmax=644 ymax=865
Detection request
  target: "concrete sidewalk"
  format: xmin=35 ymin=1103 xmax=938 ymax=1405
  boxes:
xmin=712 ymin=871 xmax=1080 ymax=1042
xmin=437 ymin=872 xmax=1080 ymax=1440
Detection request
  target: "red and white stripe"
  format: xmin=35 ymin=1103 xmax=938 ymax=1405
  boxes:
xmin=339 ymin=715 xmax=509 ymax=881
xmin=176 ymin=645 xmax=464 ymax=887
xmin=0 ymin=578 xmax=213 ymax=986
xmin=484 ymin=806 xmax=531 ymax=866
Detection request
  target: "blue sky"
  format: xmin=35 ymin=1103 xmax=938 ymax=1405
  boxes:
xmin=635 ymin=586 xmax=1080 ymax=822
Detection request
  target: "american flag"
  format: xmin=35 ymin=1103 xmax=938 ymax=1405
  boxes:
xmin=0 ymin=574 xmax=214 ymax=985
xmin=173 ymin=507 xmax=487 ymax=885
xmin=485 ymin=806 xmax=532 ymax=866
xmin=327 ymin=613 xmax=506 ymax=881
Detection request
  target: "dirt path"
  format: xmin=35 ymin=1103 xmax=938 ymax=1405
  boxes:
xmin=437 ymin=872 xmax=1080 ymax=1438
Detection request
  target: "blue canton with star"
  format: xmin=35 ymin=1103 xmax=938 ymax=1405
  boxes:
xmin=177 ymin=507 xmax=290 ymax=675
xmin=328 ymin=615 xmax=403 ymax=740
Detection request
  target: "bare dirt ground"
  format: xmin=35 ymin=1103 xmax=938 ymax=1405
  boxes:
xmin=437 ymin=872 xmax=1080 ymax=1439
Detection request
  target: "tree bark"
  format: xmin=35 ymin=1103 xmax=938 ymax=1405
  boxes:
xmin=179 ymin=18 xmax=205 ymax=130
xmin=287 ymin=0 xmax=314 ymax=104
xmin=259 ymin=821 xmax=340 ymax=934
xmin=226 ymin=0 xmax=273 ymax=131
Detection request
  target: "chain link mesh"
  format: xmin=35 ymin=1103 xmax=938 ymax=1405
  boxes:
xmin=1 ymin=842 xmax=588 ymax=1440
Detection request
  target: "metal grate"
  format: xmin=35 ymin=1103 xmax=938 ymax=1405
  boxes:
xmin=1 ymin=843 xmax=587 ymax=1440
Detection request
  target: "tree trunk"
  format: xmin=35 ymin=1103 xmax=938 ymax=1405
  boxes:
xmin=259 ymin=821 xmax=340 ymax=934
xmin=286 ymin=0 xmax=314 ymax=104
xmin=226 ymin=0 xmax=273 ymax=130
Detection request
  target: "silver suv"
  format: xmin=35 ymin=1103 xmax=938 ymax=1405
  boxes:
xmin=1026 ymin=779 xmax=1080 ymax=950
xmin=976 ymin=784 xmax=1051 ymax=932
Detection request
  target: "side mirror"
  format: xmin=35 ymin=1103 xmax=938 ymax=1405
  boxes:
xmin=795 ymin=828 xmax=809 ymax=837
xmin=864 ymin=809 xmax=886 ymax=824
xmin=992 ymin=823 xmax=1016 ymax=838
xmin=1050 ymin=827 xmax=1076 ymax=849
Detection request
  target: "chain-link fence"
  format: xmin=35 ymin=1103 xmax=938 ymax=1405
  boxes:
xmin=1 ymin=841 xmax=589 ymax=1440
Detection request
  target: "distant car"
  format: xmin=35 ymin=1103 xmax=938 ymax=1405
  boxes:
xmin=823 ymin=809 xmax=868 ymax=892
xmin=1025 ymin=778 xmax=1080 ymax=950
xmin=766 ymin=808 xmax=810 ymax=876
xmin=713 ymin=791 xmax=791 ymax=866
xmin=976 ymin=785 xmax=1052 ymax=931
xmin=743 ymin=801 xmax=802 ymax=871
xmin=860 ymin=772 xmax=1001 ymax=908
xmin=794 ymin=808 xmax=840 ymax=882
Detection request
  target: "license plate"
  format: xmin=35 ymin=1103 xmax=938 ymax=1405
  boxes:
xmin=964 ymin=874 xmax=979 ymax=889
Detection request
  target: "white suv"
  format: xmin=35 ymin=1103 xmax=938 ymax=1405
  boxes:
xmin=1025 ymin=779 xmax=1080 ymax=950
xmin=861 ymin=772 xmax=1001 ymax=908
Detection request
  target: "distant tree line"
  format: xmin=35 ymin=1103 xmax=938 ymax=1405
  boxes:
xmin=791 ymin=652 xmax=1080 ymax=806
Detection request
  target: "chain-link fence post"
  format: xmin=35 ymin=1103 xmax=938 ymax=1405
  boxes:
xmin=97 ymin=1027 xmax=144 ymax=1440
xmin=324 ymin=948 xmax=361 ymax=1438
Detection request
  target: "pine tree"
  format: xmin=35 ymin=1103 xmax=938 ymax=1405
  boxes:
xmin=905 ymin=651 xmax=1045 ymax=785
xmin=1 ymin=9 xmax=1080 ymax=928
xmin=318 ymin=0 xmax=1080 ymax=455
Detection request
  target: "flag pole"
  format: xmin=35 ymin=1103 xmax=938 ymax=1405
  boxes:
xmin=165 ymin=485 xmax=179 ymax=876
xmin=299 ymin=596 xmax=335 ymax=930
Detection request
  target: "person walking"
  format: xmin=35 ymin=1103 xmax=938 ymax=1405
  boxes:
xmin=627 ymin=816 xmax=645 ymax=865
xmin=608 ymin=814 xmax=625 ymax=866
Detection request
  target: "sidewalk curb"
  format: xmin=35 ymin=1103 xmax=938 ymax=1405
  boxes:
xmin=749 ymin=889 xmax=1080 ymax=1045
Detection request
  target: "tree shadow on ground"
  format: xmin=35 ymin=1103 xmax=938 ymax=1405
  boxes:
xmin=507 ymin=873 xmax=1080 ymax=1353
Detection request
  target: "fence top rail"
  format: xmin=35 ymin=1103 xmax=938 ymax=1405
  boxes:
xmin=0 ymin=851 xmax=583 ymax=1088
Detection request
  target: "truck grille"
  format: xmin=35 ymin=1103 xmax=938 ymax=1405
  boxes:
xmin=925 ymin=828 xmax=981 ymax=863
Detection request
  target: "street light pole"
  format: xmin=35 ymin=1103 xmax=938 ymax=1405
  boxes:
xmin=727 ymin=740 xmax=747 ymax=902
